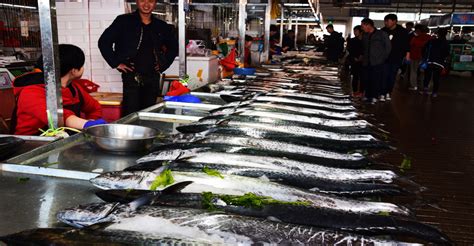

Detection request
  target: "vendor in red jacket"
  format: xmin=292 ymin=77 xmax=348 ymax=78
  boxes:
xmin=13 ymin=44 xmax=105 ymax=135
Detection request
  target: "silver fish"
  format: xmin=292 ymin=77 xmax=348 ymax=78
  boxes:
xmin=90 ymin=170 xmax=410 ymax=216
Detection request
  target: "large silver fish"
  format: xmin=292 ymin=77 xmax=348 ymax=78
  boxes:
xmin=56 ymin=204 xmax=422 ymax=245
xmin=136 ymin=150 xmax=395 ymax=183
xmin=90 ymin=170 xmax=410 ymax=216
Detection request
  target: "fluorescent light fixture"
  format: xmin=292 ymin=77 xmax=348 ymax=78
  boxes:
xmin=0 ymin=3 xmax=36 ymax=10
xmin=152 ymin=11 xmax=167 ymax=16
xmin=284 ymin=3 xmax=310 ymax=7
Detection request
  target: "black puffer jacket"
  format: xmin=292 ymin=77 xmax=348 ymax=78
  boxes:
xmin=98 ymin=11 xmax=178 ymax=73
xmin=423 ymin=37 xmax=449 ymax=68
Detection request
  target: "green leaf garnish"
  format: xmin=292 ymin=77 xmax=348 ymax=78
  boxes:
xmin=202 ymin=166 xmax=224 ymax=179
xmin=17 ymin=177 xmax=30 ymax=183
xmin=378 ymin=211 xmax=390 ymax=216
xmin=42 ymin=161 xmax=59 ymax=168
xmin=150 ymin=169 xmax=175 ymax=191
xmin=400 ymin=156 xmax=412 ymax=172
xmin=201 ymin=192 xmax=311 ymax=211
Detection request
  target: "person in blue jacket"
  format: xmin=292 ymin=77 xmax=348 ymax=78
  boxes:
xmin=98 ymin=0 xmax=178 ymax=116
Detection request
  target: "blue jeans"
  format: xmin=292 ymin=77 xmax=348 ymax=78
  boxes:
xmin=383 ymin=63 xmax=400 ymax=95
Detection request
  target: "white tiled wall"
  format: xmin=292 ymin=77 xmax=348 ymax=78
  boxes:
xmin=56 ymin=0 xmax=125 ymax=93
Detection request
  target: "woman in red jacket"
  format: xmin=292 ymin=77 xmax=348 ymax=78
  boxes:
xmin=408 ymin=24 xmax=431 ymax=91
xmin=13 ymin=44 xmax=105 ymax=135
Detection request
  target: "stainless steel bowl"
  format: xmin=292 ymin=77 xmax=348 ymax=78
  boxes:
xmin=84 ymin=124 xmax=159 ymax=153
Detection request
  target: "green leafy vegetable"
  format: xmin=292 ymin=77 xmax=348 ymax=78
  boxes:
xmin=201 ymin=192 xmax=311 ymax=211
xmin=39 ymin=110 xmax=81 ymax=137
xmin=400 ymin=155 xmax=412 ymax=172
xmin=42 ymin=161 xmax=59 ymax=168
xmin=17 ymin=177 xmax=30 ymax=183
xmin=378 ymin=211 xmax=391 ymax=216
xmin=202 ymin=166 xmax=224 ymax=179
xmin=150 ymin=169 xmax=175 ymax=191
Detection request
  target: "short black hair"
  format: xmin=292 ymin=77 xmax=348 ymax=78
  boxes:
xmin=384 ymin=14 xmax=398 ymax=21
xmin=270 ymin=25 xmax=278 ymax=32
xmin=353 ymin=25 xmax=362 ymax=32
xmin=287 ymin=30 xmax=295 ymax=34
xmin=405 ymin=22 xmax=414 ymax=28
xmin=437 ymin=28 xmax=448 ymax=38
xmin=36 ymin=44 xmax=85 ymax=77
xmin=245 ymin=35 xmax=253 ymax=42
xmin=361 ymin=18 xmax=374 ymax=27
xmin=326 ymin=24 xmax=334 ymax=29
xmin=414 ymin=24 xmax=428 ymax=33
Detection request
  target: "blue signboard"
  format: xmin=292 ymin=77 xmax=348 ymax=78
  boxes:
xmin=452 ymin=13 xmax=474 ymax=25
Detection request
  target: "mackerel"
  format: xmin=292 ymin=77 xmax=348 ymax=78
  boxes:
xmin=124 ymin=162 xmax=405 ymax=196
xmin=94 ymin=190 xmax=451 ymax=244
xmin=90 ymin=170 xmax=410 ymax=215
xmin=136 ymin=150 xmax=396 ymax=183
xmin=54 ymin=205 xmax=423 ymax=245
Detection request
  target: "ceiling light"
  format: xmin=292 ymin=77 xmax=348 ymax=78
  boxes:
xmin=0 ymin=3 xmax=36 ymax=10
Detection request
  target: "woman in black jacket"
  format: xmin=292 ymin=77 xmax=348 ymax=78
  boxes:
xmin=421 ymin=28 xmax=449 ymax=98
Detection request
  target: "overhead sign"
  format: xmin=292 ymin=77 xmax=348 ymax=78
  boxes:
xmin=349 ymin=8 xmax=369 ymax=17
xmin=362 ymin=0 xmax=391 ymax=5
xmin=452 ymin=13 xmax=474 ymax=25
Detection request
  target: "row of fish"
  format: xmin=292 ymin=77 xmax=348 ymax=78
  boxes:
xmin=1 ymin=67 xmax=452 ymax=244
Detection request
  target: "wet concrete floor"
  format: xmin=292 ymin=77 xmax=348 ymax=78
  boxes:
xmin=358 ymin=74 xmax=474 ymax=244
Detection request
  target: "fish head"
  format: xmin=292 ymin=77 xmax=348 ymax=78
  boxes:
xmin=90 ymin=171 xmax=155 ymax=190
xmin=56 ymin=202 xmax=122 ymax=228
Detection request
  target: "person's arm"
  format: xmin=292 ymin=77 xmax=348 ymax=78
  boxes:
xmin=98 ymin=16 xmax=123 ymax=69
xmin=382 ymin=32 xmax=392 ymax=60
xmin=20 ymin=88 xmax=88 ymax=131
xmin=403 ymin=29 xmax=411 ymax=61
xmin=158 ymin=24 xmax=178 ymax=72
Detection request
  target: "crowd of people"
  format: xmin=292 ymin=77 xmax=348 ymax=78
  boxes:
xmin=342 ymin=14 xmax=450 ymax=103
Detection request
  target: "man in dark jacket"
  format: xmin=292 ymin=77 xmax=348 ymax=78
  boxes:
xmin=361 ymin=18 xmax=391 ymax=104
xmin=347 ymin=25 xmax=363 ymax=96
xmin=99 ymin=0 xmax=178 ymax=116
xmin=381 ymin=14 xmax=410 ymax=101
xmin=422 ymin=28 xmax=449 ymax=98
xmin=325 ymin=24 xmax=344 ymax=63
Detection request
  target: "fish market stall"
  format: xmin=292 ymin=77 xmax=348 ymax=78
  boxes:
xmin=0 ymin=60 xmax=453 ymax=244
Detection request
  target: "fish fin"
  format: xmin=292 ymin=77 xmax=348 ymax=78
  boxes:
xmin=161 ymin=181 xmax=193 ymax=194
xmin=216 ymin=119 xmax=231 ymax=126
xmin=82 ymin=221 xmax=115 ymax=231
xmin=220 ymin=94 xmax=242 ymax=102
xmin=128 ymin=192 xmax=159 ymax=211
xmin=151 ymin=165 xmax=170 ymax=175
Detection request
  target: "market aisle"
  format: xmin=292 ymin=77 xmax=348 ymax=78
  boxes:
xmin=360 ymin=74 xmax=474 ymax=244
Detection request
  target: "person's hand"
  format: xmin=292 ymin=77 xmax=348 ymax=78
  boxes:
xmin=405 ymin=53 xmax=411 ymax=63
xmin=154 ymin=63 xmax=160 ymax=72
xmin=116 ymin=63 xmax=134 ymax=73
xmin=83 ymin=119 xmax=107 ymax=129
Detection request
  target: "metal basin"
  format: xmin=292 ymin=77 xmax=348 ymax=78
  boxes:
xmin=84 ymin=124 xmax=159 ymax=153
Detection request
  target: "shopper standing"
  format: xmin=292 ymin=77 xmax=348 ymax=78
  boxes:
xmin=324 ymin=24 xmax=344 ymax=63
xmin=99 ymin=0 xmax=178 ymax=116
xmin=421 ymin=29 xmax=449 ymax=98
xmin=381 ymin=14 xmax=410 ymax=101
xmin=347 ymin=25 xmax=364 ymax=97
xmin=282 ymin=30 xmax=296 ymax=52
xmin=361 ymin=18 xmax=391 ymax=104
xmin=408 ymin=24 xmax=432 ymax=91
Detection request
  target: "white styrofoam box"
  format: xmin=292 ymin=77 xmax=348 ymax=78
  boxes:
xmin=163 ymin=56 xmax=219 ymax=90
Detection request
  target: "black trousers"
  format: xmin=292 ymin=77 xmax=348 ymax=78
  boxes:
xmin=363 ymin=64 xmax=384 ymax=100
xmin=351 ymin=63 xmax=362 ymax=93
xmin=121 ymin=72 xmax=160 ymax=116
xmin=423 ymin=65 xmax=442 ymax=94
